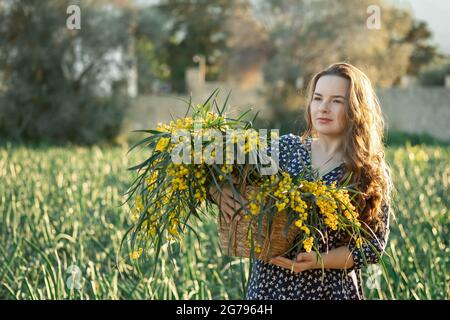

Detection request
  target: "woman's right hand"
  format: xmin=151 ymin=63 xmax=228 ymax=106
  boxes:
xmin=209 ymin=184 xmax=247 ymax=224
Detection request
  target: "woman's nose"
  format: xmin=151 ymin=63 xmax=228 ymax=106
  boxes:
xmin=318 ymin=99 xmax=330 ymax=111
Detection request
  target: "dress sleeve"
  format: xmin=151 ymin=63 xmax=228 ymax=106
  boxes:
xmin=270 ymin=133 xmax=304 ymax=173
xmin=347 ymin=170 xmax=392 ymax=270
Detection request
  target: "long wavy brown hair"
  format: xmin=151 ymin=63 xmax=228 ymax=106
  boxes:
xmin=300 ymin=62 xmax=393 ymax=235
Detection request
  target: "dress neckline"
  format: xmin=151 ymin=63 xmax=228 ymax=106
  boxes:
xmin=306 ymin=137 xmax=345 ymax=180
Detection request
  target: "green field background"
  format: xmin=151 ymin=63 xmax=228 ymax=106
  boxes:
xmin=0 ymin=141 xmax=448 ymax=300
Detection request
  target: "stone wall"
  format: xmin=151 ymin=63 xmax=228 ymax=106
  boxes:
xmin=128 ymin=85 xmax=271 ymax=131
xmin=129 ymin=86 xmax=450 ymax=142
xmin=377 ymin=87 xmax=450 ymax=141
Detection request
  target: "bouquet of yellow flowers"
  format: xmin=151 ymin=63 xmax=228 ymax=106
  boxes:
xmin=122 ymin=89 xmax=366 ymax=268
xmin=121 ymin=90 xmax=275 ymax=262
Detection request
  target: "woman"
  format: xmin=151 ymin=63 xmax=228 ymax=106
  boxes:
xmin=210 ymin=62 xmax=393 ymax=300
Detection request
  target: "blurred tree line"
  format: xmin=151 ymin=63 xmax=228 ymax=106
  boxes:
xmin=0 ymin=0 xmax=445 ymax=144
xmin=0 ymin=0 xmax=132 ymax=144
xmin=251 ymin=0 xmax=442 ymax=134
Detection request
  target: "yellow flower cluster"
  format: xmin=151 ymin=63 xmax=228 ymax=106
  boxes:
xmin=290 ymin=189 xmax=308 ymax=215
xmin=133 ymin=197 xmax=182 ymax=243
xmin=155 ymin=137 xmax=170 ymax=152
xmin=155 ymin=120 xmax=267 ymax=166
xmin=156 ymin=110 xmax=223 ymax=134
xmin=145 ymin=171 xmax=159 ymax=193
xmin=167 ymin=212 xmax=180 ymax=241
xmin=248 ymin=190 xmax=263 ymax=216
xmin=272 ymin=173 xmax=292 ymax=211
xmin=248 ymin=173 xmax=308 ymax=216
xmin=218 ymin=164 xmax=233 ymax=181
xmin=132 ymin=194 xmax=158 ymax=239
xmin=331 ymin=187 xmax=360 ymax=226
xmin=302 ymin=180 xmax=339 ymax=230
xmin=193 ymin=165 xmax=208 ymax=202
xmin=133 ymin=195 xmax=144 ymax=223
xmin=302 ymin=236 xmax=314 ymax=253
xmin=130 ymin=247 xmax=143 ymax=260
xmin=168 ymin=163 xmax=189 ymax=191
xmin=244 ymin=130 xmax=261 ymax=153
xmin=245 ymin=174 xmax=361 ymax=255
xmin=203 ymin=110 xmax=223 ymax=123
xmin=355 ymin=237 xmax=363 ymax=249
xmin=156 ymin=117 xmax=195 ymax=132
xmin=244 ymin=227 xmax=264 ymax=253
xmin=132 ymin=162 xmax=209 ymax=250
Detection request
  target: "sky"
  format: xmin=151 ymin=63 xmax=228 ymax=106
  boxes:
xmin=404 ymin=0 xmax=450 ymax=54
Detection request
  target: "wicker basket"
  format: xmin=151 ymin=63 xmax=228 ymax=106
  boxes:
xmin=216 ymin=166 xmax=300 ymax=262
xmin=217 ymin=209 xmax=300 ymax=262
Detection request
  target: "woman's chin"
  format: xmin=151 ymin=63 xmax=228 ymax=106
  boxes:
xmin=314 ymin=128 xmax=338 ymax=135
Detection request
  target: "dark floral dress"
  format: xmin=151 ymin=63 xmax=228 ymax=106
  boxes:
xmin=246 ymin=134 xmax=391 ymax=300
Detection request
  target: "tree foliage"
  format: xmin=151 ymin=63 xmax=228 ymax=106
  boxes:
xmin=0 ymin=0 xmax=132 ymax=144
xmin=252 ymin=0 xmax=416 ymax=113
xmin=155 ymin=0 xmax=235 ymax=92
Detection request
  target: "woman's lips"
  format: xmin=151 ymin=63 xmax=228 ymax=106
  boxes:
xmin=317 ymin=118 xmax=332 ymax=124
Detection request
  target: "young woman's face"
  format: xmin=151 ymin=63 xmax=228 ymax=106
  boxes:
xmin=310 ymin=75 xmax=349 ymax=137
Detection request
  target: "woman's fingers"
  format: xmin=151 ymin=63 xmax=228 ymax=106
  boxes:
xmin=213 ymin=186 xmax=249 ymax=223
xmin=270 ymin=256 xmax=292 ymax=266
xmin=221 ymin=205 xmax=234 ymax=223
xmin=269 ymin=256 xmax=309 ymax=273
xmin=296 ymin=252 xmax=309 ymax=262
xmin=220 ymin=201 xmax=243 ymax=223
xmin=222 ymin=201 xmax=244 ymax=223
xmin=269 ymin=256 xmax=295 ymax=270
xmin=217 ymin=192 xmax=238 ymax=223
xmin=220 ymin=190 xmax=239 ymax=208
xmin=222 ymin=189 xmax=247 ymax=211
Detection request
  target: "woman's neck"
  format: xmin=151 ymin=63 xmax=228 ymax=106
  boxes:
xmin=314 ymin=134 xmax=345 ymax=158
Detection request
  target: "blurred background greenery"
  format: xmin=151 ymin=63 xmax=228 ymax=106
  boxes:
xmin=0 ymin=0 xmax=448 ymax=300
xmin=1 ymin=0 xmax=450 ymax=144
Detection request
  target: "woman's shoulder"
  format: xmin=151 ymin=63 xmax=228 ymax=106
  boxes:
xmin=279 ymin=134 xmax=310 ymax=153
xmin=279 ymin=133 xmax=299 ymax=144
xmin=275 ymin=134 xmax=310 ymax=174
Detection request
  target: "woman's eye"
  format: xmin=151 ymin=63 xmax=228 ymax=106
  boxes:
xmin=314 ymin=97 xmax=321 ymax=101
xmin=333 ymin=100 xmax=342 ymax=104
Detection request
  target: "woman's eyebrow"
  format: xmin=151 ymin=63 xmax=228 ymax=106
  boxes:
xmin=313 ymin=92 xmax=346 ymax=99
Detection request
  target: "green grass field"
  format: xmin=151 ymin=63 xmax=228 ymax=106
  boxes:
xmin=0 ymin=141 xmax=448 ymax=299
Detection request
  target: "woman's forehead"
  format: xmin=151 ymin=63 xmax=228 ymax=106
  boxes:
xmin=314 ymin=75 xmax=349 ymax=97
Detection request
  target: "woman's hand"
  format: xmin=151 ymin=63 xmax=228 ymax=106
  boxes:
xmin=270 ymin=246 xmax=356 ymax=272
xmin=209 ymin=182 xmax=248 ymax=224
xmin=269 ymin=251 xmax=321 ymax=273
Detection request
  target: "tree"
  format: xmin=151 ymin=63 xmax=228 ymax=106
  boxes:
xmin=0 ymin=0 xmax=132 ymax=144
xmin=251 ymin=0 xmax=415 ymax=113
xmin=402 ymin=21 xmax=438 ymax=76
xmin=218 ymin=0 xmax=273 ymax=88
xmin=418 ymin=60 xmax=450 ymax=86
xmin=134 ymin=5 xmax=171 ymax=94
xmin=156 ymin=0 xmax=236 ymax=93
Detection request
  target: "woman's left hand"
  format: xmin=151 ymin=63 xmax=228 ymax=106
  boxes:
xmin=269 ymin=251 xmax=321 ymax=273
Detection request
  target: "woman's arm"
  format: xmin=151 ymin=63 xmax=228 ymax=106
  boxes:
xmin=271 ymin=200 xmax=391 ymax=273
xmin=314 ymin=246 xmax=355 ymax=269
xmin=269 ymin=246 xmax=355 ymax=273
